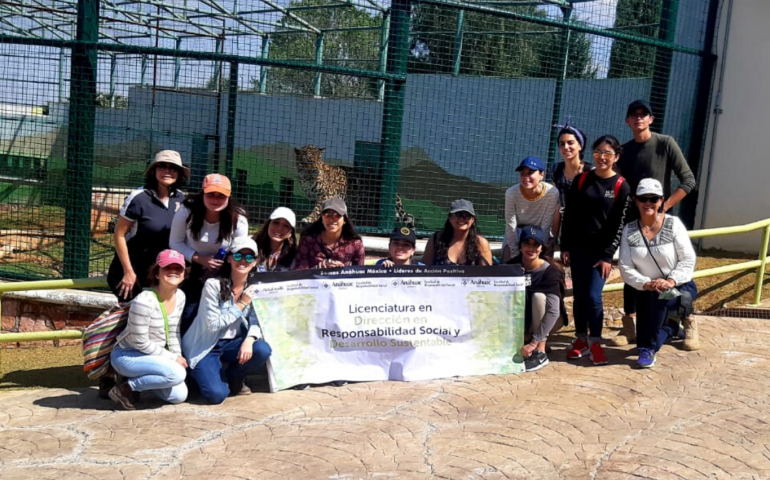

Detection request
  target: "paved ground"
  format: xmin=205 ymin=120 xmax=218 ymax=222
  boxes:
xmin=1 ymin=315 xmax=770 ymax=480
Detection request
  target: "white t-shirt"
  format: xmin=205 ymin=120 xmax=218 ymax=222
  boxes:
xmin=169 ymin=205 xmax=249 ymax=261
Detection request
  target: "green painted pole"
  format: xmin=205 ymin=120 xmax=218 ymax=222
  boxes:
xmin=63 ymin=0 xmax=98 ymax=280
xmin=377 ymin=11 xmax=391 ymax=102
xmin=225 ymin=61 xmax=238 ymax=179
xmin=260 ymin=35 xmax=270 ymax=94
xmin=0 ymin=277 xmax=107 ymax=293
xmin=377 ymin=0 xmax=410 ymax=230
xmin=314 ymin=34 xmax=324 ymax=97
xmin=0 ymin=331 xmax=84 ymax=343
xmin=649 ymin=0 xmax=679 ymax=133
xmin=546 ymin=5 xmax=572 ymax=171
xmin=753 ymin=225 xmax=770 ymax=305
xmin=452 ymin=10 xmax=465 ymax=76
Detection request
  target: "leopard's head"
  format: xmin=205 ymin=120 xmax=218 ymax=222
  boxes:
xmin=294 ymin=145 xmax=325 ymax=172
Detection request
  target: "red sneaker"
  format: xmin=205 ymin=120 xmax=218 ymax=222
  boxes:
xmin=567 ymin=337 xmax=589 ymax=360
xmin=590 ymin=341 xmax=608 ymax=365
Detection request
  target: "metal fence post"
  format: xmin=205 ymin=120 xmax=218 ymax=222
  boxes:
xmin=649 ymin=0 xmax=679 ymax=133
xmin=378 ymin=0 xmax=410 ymax=230
xmin=260 ymin=35 xmax=270 ymax=94
xmin=452 ymin=9 xmax=465 ymax=77
xmin=314 ymin=34 xmax=324 ymax=98
xmin=753 ymin=224 xmax=770 ymax=306
xmin=546 ymin=5 xmax=572 ymax=171
xmin=63 ymin=0 xmax=98 ymax=279
xmin=377 ymin=11 xmax=390 ymax=102
xmin=225 ymin=62 xmax=239 ymax=179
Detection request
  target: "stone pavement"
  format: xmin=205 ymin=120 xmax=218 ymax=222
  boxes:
xmin=2 ymin=315 xmax=770 ymax=480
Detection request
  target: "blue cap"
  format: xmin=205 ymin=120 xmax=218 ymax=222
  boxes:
xmin=519 ymin=226 xmax=545 ymax=246
xmin=515 ymin=156 xmax=545 ymax=172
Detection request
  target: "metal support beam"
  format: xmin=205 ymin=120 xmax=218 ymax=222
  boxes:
xmin=109 ymin=53 xmax=117 ymax=107
xmin=649 ymin=0 xmax=679 ymax=133
xmin=378 ymin=0 xmax=410 ymax=229
xmin=58 ymin=48 xmax=66 ymax=102
xmin=64 ymin=0 xmax=98 ymax=279
xmin=452 ymin=9 xmax=465 ymax=76
xmin=377 ymin=10 xmax=390 ymax=102
xmin=546 ymin=5 xmax=572 ymax=170
xmin=314 ymin=34 xmax=324 ymax=98
xmin=173 ymin=37 xmax=182 ymax=88
xmin=140 ymin=53 xmax=148 ymax=85
xmin=259 ymin=35 xmax=269 ymax=94
xmin=225 ymin=62 xmax=238 ymax=179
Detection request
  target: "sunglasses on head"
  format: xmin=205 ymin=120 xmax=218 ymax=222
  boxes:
xmin=450 ymin=211 xmax=473 ymax=219
xmin=638 ymin=195 xmax=662 ymax=203
xmin=231 ymin=252 xmax=256 ymax=263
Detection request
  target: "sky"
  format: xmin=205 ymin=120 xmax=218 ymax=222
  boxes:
xmin=0 ymin=0 xmax=619 ymax=107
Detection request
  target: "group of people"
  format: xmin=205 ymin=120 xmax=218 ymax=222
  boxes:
xmin=102 ymin=98 xmax=700 ymax=410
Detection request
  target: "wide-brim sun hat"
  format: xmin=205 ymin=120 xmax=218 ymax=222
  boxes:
xmin=144 ymin=150 xmax=191 ymax=180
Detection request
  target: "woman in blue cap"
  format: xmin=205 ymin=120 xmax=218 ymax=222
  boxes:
xmin=512 ymin=226 xmax=565 ymax=373
xmin=504 ymin=156 xmax=561 ymax=261
xmin=422 ymin=199 xmax=492 ymax=266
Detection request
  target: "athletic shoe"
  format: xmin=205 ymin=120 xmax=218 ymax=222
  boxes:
xmin=567 ymin=337 xmax=589 ymax=360
xmin=108 ymin=381 xmax=137 ymax=410
xmin=637 ymin=348 xmax=656 ymax=368
xmin=524 ymin=351 xmax=550 ymax=372
xmin=589 ymin=341 xmax=608 ymax=365
xmin=331 ymin=381 xmax=348 ymax=387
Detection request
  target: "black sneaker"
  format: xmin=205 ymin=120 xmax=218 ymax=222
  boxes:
xmin=331 ymin=381 xmax=348 ymax=387
xmin=524 ymin=351 xmax=550 ymax=372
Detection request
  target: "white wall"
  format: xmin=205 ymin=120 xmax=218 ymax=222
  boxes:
xmin=697 ymin=0 xmax=770 ymax=253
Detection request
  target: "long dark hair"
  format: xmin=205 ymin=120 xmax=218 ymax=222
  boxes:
xmin=302 ymin=214 xmax=362 ymax=241
xmin=217 ymin=261 xmax=234 ymax=302
xmin=253 ymin=219 xmax=298 ymax=269
xmin=434 ymin=218 xmax=489 ymax=266
xmin=557 ymin=126 xmax=588 ymax=160
xmin=183 ymin=192 xmax=247 ymax=243
xmin=144 ymin=164 xmax=186 ymax=193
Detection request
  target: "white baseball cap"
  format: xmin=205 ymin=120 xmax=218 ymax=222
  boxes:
xmin=269 ymin=207 xmax=296 ymax=228
xmin=636 ymin=178 xmax=664 ymax=197
xmin=228 ymin=236 xmax=259 ymax=256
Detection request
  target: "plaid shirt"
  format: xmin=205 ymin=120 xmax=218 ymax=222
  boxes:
xmin=295 ymin=234 xmax=365 ymax=269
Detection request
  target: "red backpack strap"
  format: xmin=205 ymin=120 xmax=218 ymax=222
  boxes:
xmin=577 ymin=171 xmax=589 ymax=192
xmin=613 ymin=176 xmax=626 ymax=200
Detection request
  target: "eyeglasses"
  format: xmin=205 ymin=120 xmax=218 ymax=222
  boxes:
xmin=638 ymin=195 xmax=662 ymax=204
xmin=450 ymin=212 xmax=473 ymax=220
xmin=322 ymin=210 xmax=342 ymax=220
xmin=231 ymin=252 xmax=256 ymax=263
xmin=592 ymin=150 xmax=617 ymax=159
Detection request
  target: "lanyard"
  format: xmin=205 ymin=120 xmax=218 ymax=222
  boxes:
xmin=151 ymin=290 xmax=171 ymax=350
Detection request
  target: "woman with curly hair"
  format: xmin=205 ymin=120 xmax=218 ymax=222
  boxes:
xmin=422 ymin=199 xmax=492 ymax=266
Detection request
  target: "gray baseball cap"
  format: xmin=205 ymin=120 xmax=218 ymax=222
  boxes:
xmin=321 ymin=197 xmax=348 ymax=216
xmin=449 ymin=199 xmax=475 ymax=216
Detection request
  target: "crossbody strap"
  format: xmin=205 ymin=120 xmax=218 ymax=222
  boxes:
xmin=151 ymin=289 xmax=171 ymax=350
xmin=637 ymin=220 xmax=667 ymax=279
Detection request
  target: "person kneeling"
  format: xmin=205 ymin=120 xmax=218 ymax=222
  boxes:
xmin=109 ymin=250 xmax=189 ymax=410
xmin=509 ymin=227 xmax=565 ymax=372
xmin=183 ymin=237 xmax=272 ymax=404
xmin=376 ymin=227 xmax=424 ymax=267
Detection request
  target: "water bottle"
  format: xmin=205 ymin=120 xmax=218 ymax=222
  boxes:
xmin=214 ymin=247 xmax=227 ymax=260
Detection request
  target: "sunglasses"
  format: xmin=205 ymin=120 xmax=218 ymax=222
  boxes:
xmin=231 ymin=252 xmax=256 ymax=263
xmin=450 ymin=212 xmax=473 ymax=220
xmin=638 ymin=195 xmax=662 ymax=204
xmin=322 ymin=210 xmax=342 ymax=220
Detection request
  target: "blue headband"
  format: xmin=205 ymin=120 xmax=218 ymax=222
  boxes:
xmin=554 ymin=116 xmax=585 ymax=149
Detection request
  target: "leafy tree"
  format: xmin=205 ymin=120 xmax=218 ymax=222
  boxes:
xmin=255 ymin=0 xmax=383 ymax=99
xmin=408 ymin=5 xmax=597 ymax=79
xmin=607 ymin=0 xmax=662 ymax=78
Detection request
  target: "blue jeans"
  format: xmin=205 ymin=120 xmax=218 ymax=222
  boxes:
xmin=570 ymin=250 xmax=606 ymax=339
xmin=636 ymin=281 xmax=698 ymax=352
xmin=189 ymin=336 xmax=272 ymax=405
xmin=110 ymin=346 xmax=188 ymax=404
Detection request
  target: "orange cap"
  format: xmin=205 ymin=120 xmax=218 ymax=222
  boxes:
xmin=202 ymin=174 xmax=231 ymax=197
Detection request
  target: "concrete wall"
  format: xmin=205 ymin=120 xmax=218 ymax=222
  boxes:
xmin=696 ymin=0 xmax=770 ymax=253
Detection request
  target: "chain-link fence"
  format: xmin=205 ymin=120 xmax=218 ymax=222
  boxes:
xmin=0 ymin=0 xmax=717 ymax=280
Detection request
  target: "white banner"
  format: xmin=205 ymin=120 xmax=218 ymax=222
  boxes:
xmin=250 ymin=265 xmax=526 ymax=391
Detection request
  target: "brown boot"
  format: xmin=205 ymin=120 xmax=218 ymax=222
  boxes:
xmin=609 ymin=315 xmax=636 ymax=346
xmin=108 ymin=381 xmax=137 ymax=410
xmin=682 ymin=316 xmax=701 ymax=351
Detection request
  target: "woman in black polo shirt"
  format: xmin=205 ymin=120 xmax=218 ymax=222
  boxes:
xmin=108 ymin=151 xmax=189 ymax=303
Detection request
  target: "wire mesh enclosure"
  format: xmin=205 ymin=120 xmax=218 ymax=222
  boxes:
xmin=0 ymin=0 xmax=717 ymax=280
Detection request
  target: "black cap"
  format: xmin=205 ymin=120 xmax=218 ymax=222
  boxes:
xmin=390 ymin=226 xmax=416 ymax=246
xmin=626 ymin=99 xmax=653 ymax=118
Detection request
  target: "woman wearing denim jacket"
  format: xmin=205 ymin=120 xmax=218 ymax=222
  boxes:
xmin=182 ymin=237 xmax=272 ymax=404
